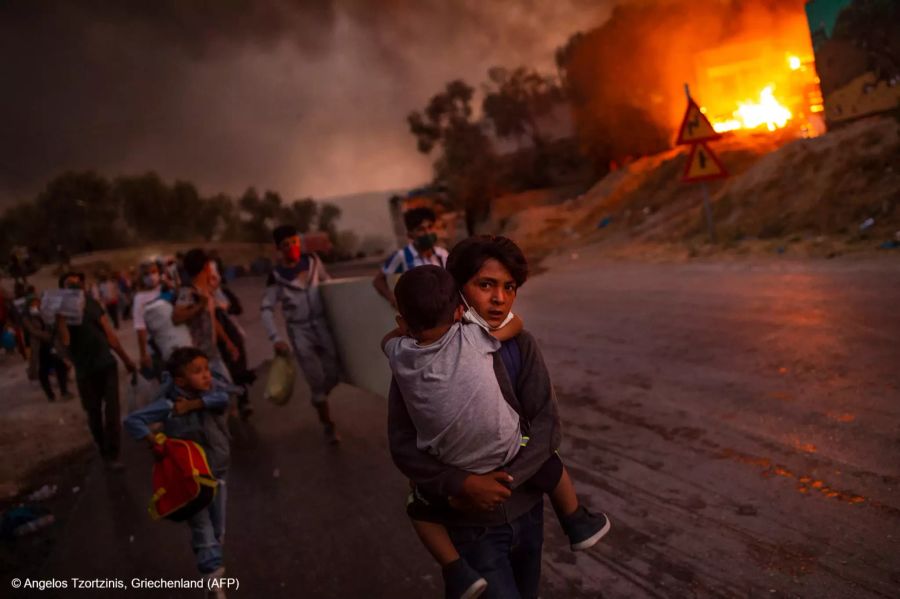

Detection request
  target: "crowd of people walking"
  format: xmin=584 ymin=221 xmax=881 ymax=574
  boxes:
xmin=1 ymin=208 xmax=609 ymax=599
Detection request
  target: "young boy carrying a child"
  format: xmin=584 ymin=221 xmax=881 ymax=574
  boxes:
xmin=382 ymin=265 xmax=610 ymax=599
xmin=124 ymin=347 xmax=233 ymax=599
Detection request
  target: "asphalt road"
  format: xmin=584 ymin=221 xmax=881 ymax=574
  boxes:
xmin=20 ymin=255 xmax=900 ymax=598
xmin=522 ymin=253 xmax=900 ymax=599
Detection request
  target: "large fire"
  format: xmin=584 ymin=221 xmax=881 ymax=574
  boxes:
xmin=694 ymin=38 xmax=825 ymax=138
xmin=710 ymin=84 xmax=793 ymax=133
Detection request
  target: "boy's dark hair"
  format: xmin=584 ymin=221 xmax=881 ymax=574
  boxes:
xmin=394 ymin=265 xmax=459 ymax=334
xmin=447 ymin=235 xmax=528 ymax=289
xmin=167 ymin=346 xmax=209 ymax=378
xmin=182 ymin=248 xmax=209 ymax=279
xmin=58 ymin=271 xmax=85 ymax=289
xmin=403 ymin=207 xmax=437 ymax=232
xmin=272 ymin=225 xmax=298 ymax=247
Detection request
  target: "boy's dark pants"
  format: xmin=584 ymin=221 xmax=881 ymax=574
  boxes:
xmin=38 ymin=347 xmax=69 ymax=400
xmin=76 ymin=365 xmax=121 ymax=459
xmin=406 ymin=454 xmax=562 ymax=598
xmin=105 ymin=303 xmax=120 ymax=329
xmin=448 ymin=501 xmax=544 ymax=599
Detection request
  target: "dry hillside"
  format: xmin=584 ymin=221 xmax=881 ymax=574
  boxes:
xmin=492 ymin=116 xmax=899 ymax=260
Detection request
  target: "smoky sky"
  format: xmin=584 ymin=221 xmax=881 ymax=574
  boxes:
xmin=0 ymin=0 xmax=612 ymax=205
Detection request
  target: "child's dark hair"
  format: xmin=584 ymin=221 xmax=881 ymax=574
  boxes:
xmin=58 ymin=271 xmax=85 ymax=289
xmin=167 ymin=347 xmax=209 ymax=378
xmin=446 ymin=235 xmax=528 ymax=289
xmin=182 ymin=248 xmax=209 ymax=279
xmin=272 ymin=224 xmax=298 ymax=247
xmin=394 ymin=265 xmax=459 ymax=334
xmin=403 ymin=207 xmax=437 ymax=232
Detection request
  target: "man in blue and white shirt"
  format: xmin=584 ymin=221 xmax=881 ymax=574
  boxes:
xmin=373 ymin=207 xmax=449 ymax=309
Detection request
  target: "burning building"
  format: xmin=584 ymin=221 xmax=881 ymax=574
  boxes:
xmin=693 ymin=0 xmax=899 ymax=137
xmin=560 ymin=0 xmax=833 ymax=167
xmin=693 ymin=38 xmax=825 ymax=137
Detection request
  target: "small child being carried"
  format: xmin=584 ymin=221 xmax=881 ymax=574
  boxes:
xmin=382 ymin=265 xmax=610 ymax=599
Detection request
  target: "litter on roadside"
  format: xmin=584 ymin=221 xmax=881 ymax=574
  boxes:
xmin=0 ymin=506 xmax=55 ymax=539
xmin=27 ymin=484 xmax=58 ymax=501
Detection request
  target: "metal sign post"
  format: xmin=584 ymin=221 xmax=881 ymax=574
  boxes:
xmin=677 ymin=84 xmax=728 ymax=244
xmin=701 ymin=182 xmax=717 ymax=244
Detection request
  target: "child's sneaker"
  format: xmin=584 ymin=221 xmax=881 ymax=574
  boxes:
xmin=561 ymin=506 xmax=611 ymax=551
xmin=442 ymin=558 xmax=487 ymax=599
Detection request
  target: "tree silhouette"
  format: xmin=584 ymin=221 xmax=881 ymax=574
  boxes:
xmin=0 ymin=170 xmax=348 ymax=263
xmin=238 ymin=187 xmax=284 ymax=242
xmin=407 ymin=80 xmax=498 ymax=232
xmin=317 ymin=202 xmax=342 ymax=240
xmin=281 ymin=198 xmax=318 ymax=233
xmin=482 ymin=66 xmax=564 ymax=148
xmin=117 ymin=172 xmax=171 ymax=241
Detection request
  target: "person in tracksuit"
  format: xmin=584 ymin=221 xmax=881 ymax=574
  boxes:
xmin=261 ymin=225 xmax=341 ymax=444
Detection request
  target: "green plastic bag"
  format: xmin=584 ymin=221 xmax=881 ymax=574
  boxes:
xmin=265 ymin=354 xmax=296 ymax=406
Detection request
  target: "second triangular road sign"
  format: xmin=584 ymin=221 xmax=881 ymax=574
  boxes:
xmin=683 ymin=142 xmax=728 ymax=182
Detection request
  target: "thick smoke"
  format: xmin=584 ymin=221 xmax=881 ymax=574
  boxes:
xmin=0 ymin=0 xmax=612 ymax=205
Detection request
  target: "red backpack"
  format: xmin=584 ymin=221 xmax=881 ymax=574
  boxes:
xmin=148 ymin=433 xmax=218 ymax=521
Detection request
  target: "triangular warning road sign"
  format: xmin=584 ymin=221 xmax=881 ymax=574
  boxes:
xmin=676 ymin=98 xmax=721 ymax=145
xmin=683 ymin=142 xmax=728 ymax=182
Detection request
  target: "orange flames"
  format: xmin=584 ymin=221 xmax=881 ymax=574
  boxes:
xmin=710 ymin=84 xmax=793 ymax=133
xmin=694 ymin=37 xmax=825 ymax=138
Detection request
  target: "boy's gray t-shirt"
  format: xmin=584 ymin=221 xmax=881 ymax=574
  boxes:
xmin=384 ymin=322 xmax=521 ymax=474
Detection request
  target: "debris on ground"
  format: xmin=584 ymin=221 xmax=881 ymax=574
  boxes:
xmin=27 ymin=484 xmax=58 ymax=502
xmin=1 ymin=505 xmax=55 ymax=539
xmin=490 ymin=117 xmax=899 ymax=260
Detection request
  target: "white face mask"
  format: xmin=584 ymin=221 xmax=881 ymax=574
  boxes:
xmin=143 ymin=273 xmax=160 ymax=289
xmin=208 ymin=262 xmax=221 ymax=290
xmin=459 ymin=293 xmax=514 ymax=331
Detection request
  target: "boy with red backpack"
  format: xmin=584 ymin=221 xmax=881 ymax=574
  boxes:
xmin=124 ymin=347 xmax=233 ymax=598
